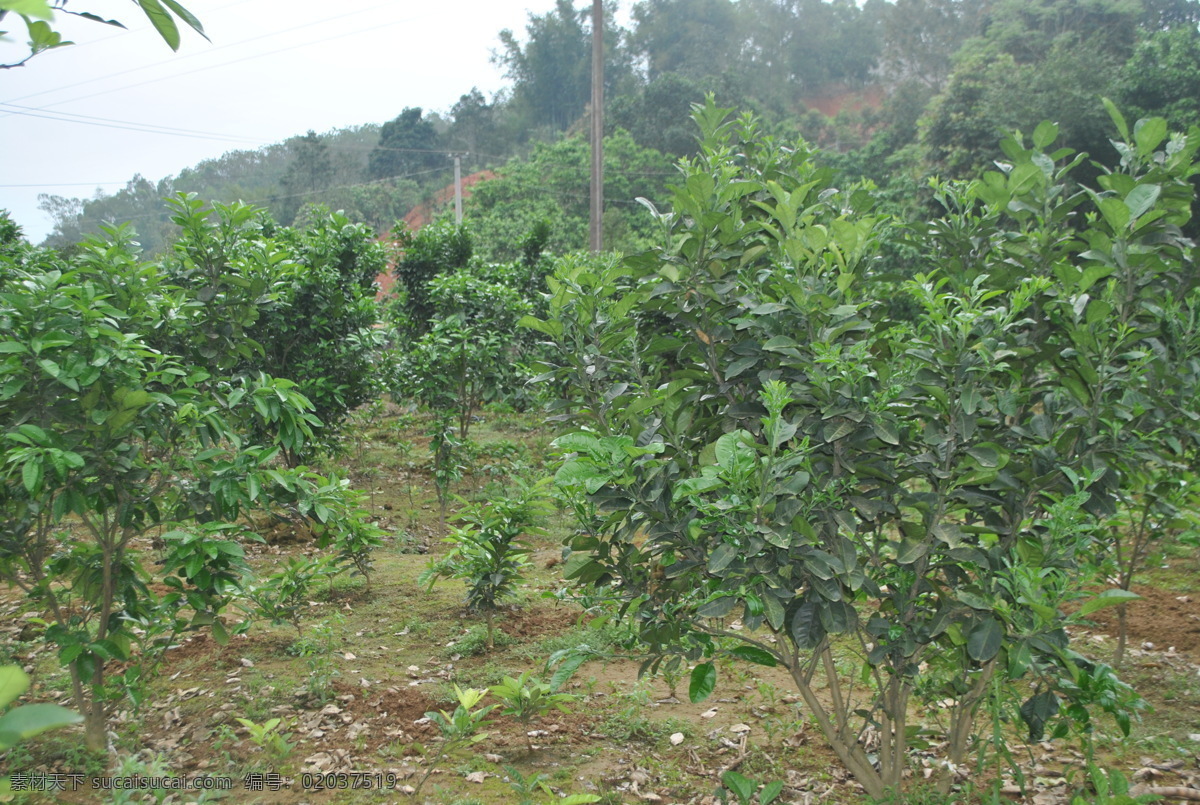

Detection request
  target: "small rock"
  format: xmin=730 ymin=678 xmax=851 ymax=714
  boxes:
xmin=669 ymin=733 xmax=685 ymax=746
xmin=344 ymin=652 xmax=357 ymax=660
xmin=240 ymin=658 xmax=254 ymax=667
xmin=729 ymin=723 xmax=751 ymax=734
xmin=465 ymin=771 xmax=487 ymax=784
xmin=700 ymin=708 xmax=718 ymax=719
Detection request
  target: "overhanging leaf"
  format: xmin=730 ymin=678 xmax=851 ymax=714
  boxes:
xmin=688 ymin=662 xmax=716 ymax=703
xmin=136 ymin=0 xmax=180 ymax=50
xmin=728 ymin=645 xmax=777 ymax=667
xmin=1078 ymin=589 xmax=1141 ymax=617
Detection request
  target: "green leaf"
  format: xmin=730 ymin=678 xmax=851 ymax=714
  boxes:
xmin=707 ymin=543 xmax=738 ymax=574
xmin=674 ymin=476 xmax=724 ymax=499
xmin=1098 ymin=197 xmax=1130 ymax=232
xmin=721 ymin=771 xmax=754 ymax=804
xmin=0 ymin=666 xmax=30 ymax=710
xmin=1 ymin=0 xmax=53 ymax=19
xmin=870 ymin=419 xmax=899 ymax=445
xmin=0 ymin=703 xmax=83 ymax=750
xmin=136 ymin=0 xmax=180 ymax=50
xmin=966 ymin=617 xmax=1003 ymax=662
xmin=1102 ymin=98 xmax=1130 ymax=142
xmin=1019 ymin=691 xmax=1059 ymax=742
xmin=822 ymin=420 xmax=854 ymax=442
xmin=760 ymin=780 xmax=784 ymax=805
xmin=1032 ymin=120 xmax=1058 ymax=149
xmin=698 ymin=596 xmax=737 ymax=618
xmin=21 ymin=460 xmax=42 ymax=494
xmin=1124 ymin=184 xmax=1160 ymax=222
xmin=211 ymin=620 xmax=229 ymax=645
xmin=1133 ymin=117 xmax=1168 ymax=156
xmin=159 ymin=0 xmax=207 ymax=38
xmin=1078 ymin=589 xmax=1141 ymax=617
xmin=688 ymin=662 xmax=716 ymax=703
xmin=728 ymin=645 xmax=777 ymax=667
xmin=714 ymin=430 xmax=753 ymax=468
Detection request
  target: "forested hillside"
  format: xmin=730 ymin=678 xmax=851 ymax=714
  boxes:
xmin=33 ymin=0 xmax=1200 ymax=258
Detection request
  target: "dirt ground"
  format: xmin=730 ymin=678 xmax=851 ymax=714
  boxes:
xmin=4 ymin=411 xmax=1200 ymax=805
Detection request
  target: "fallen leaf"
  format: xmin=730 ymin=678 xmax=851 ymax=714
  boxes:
xmin=465 ymin=771 xmax=486 ymax=784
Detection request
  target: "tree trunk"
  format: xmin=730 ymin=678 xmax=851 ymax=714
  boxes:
xmin=1115 ymin=602 xmax=1128 ymax=669
xmin=84 ymin=708 xmax=107 ymax=753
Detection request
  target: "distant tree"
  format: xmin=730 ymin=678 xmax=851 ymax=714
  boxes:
xmin=368 ymin=108 xmax=444 ymax=181
xmin=36 ymin=194 xmax=86 ymax=249
xmin=879 ymin=0 xmax=988 ymax=89
xmin=1118 ymin=26 xmax=1200 ymax=130
xmin=445 ymin=88 xmax=507 ymax=159
xmin=629 ymin=0 xmax=746 ymax=84
xmin=921 ymin=44 xmax=1121 ymax=178
xmin=609 ymin=72 xmax=711 ymax=156
xmin=495 ymin=0 xmax=632 ymax=134
xmin=740 ymin=0 xmax=883 ymax=103
xmin=278 ymin=130 xmax=335 ymax=224
xmin=465 ymin=129 xmax=672 ymax=260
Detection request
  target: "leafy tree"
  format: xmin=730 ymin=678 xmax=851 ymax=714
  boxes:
xmin=1118 ymin=26 xmax=1200 ymax=130
xmin=243 ymin=206 xmax=388 ymax=462
xmin=495 ymin=0 xmax=632 ymax=133
xmin=739 ymin=0 xmax=884 ymax=104
xmin=368 ymin=107 xmax=444 ymax=182
xmin=920 ymin=44 xmax=1122 ymax=179
xmin=420 ymin=480 xmax=550 ymax=649
xmin=629 ymin=0 xmax=745 ymax=84
xmin=151 ymin=196 xmax=386 ymax=464
xmin=529 ymin=100 xmax=1197 ymax=797
xmin=878 ymin=0 xmax=987 ymax=89
xmin=489 ymin=671 xmax=575 ymax=751
xmin=0 ymin=225 xmax=341 ymax=753
xmin=609 ymin=72 xmax=712 ymax=156
xmin=445 ymin=87 xmax=508 ymax=158
xmin=465 ymin=129 xmax=673 ymax=260
xmin=391 ymin=219 xmax=473 ymax=340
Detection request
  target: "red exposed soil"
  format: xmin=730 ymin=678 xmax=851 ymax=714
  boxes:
xmin=800 ymin=83 xmax=885 ymax=118
xmin=1082 ymin=583 xmax=1200 ymax=655
xmin=500 ymin=605 xmax=579 ymax=640
xmin=373 ymin=169 xmax=496 ymax=299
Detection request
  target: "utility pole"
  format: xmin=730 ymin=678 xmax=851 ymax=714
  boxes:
xmin=453 ymin=154 xmax=463 ymax=226
xmin=589 ymin=0 xmax=603 ymax=252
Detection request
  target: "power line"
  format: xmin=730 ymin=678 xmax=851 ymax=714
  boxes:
xmin=0 ymin=10 xmax=418 ymax=119
xmin=0 ymin=0 xmax=400 ymax=112
xmin=0 ymin=103 xmax=264 ymax=144
xmin=0 ymin=182 xmax=127 ymax=188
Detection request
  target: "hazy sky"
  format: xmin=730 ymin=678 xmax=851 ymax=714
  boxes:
xmin=1 ymin=0 xmax=589 ymax=241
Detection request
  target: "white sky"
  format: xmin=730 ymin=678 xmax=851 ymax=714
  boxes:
xmin=0 ymin=0 xmax=593 ymax=241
